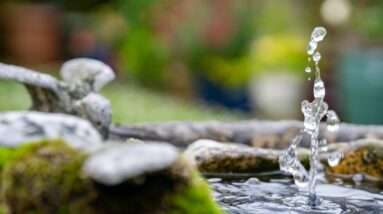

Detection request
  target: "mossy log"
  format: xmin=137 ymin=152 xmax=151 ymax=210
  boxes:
xmin=0 ymin=141 xmax=223 ymax=214
xmin=111 ymin=120 xmax=383 ymax=148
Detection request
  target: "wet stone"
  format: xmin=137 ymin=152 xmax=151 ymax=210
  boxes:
xmin=83 ymin=142 xmax=179 ymax=185
xmin=185 ymin=139 xmax=310 ymax=174
xmin=0 ymin=111 xmax=102 ymax=151
xmin=325 ymin=139 xmax=383 ymax=179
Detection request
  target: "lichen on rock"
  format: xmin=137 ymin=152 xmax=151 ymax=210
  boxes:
xmin=326 ymin=139 xmax=383 ymax=179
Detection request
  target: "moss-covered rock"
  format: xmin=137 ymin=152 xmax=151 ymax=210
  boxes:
xmin=1 ymin=140 xmax=223 ymax=214
xmin=326 ymin=139 xmax=383 ymax=179
xmin=165 ymin=170 xmax=223 ymax=214
xmin=185 ymin=139 xmax=310 ymax=174
xmin=2 ymin=140 xmax=94 ymax=214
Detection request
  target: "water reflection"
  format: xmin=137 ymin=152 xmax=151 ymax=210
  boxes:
xmin=209 ymin=174 xmax=383 ymax=214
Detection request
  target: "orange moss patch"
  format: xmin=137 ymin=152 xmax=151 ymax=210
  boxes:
xmin=327 ymin=146 xmax=383 ymax=178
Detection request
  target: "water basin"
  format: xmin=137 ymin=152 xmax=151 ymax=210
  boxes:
xmin=209 ymin=173 xmax=383 ymax=214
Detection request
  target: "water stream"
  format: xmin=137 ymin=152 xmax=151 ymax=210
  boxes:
xmin=279 ymin=26 xmax=341 ymax=206
xmin=208 ymin=27 xmax=383 ymax=213
xmin=210 ymin=175 xmax=383 ymax=214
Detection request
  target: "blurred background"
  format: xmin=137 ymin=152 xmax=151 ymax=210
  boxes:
xmin=0 ymin=0 xmax=383 ymax=124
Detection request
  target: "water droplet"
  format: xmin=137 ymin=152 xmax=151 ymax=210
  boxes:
xmin=311 ymin=26 xmax=327 ymax=42
xmin=313 ymin=52 xmax=321 ymax=63
xmin=301 ymin=100 xmax=317 ymax=132
xmin=294 ymin=172 xmax=309 ymax=188
xmin=334 ymin=178 xmax=343 ymax=185
xmin=328 ymin=151 xmax=343 ymax=167
xmin=305 ymin=67 xmax=312 ymax=73
xmin=307 ymin=41 xmax=318 ymax=55
xmin=327 ymin=124 xmax=339 ymax=133
xmin=301 ymin=100 xmax=311 ymax=114
xmin=279 ymin=149 xmax=295 ymax=173
xmin=291 ymin=134 xmax=303 ymax=147
xmin=352 ymin=173 xmax=364 ymax=185
xmin=319 ymin=139 xmax=327 ymax=146
xmin=208 ymin=178 xmax=222 ymax=183
xmin=313 ymin=79 xmax=325 ymax=99
xmin=245 ymin=178 xmax=260 ymax=185
xmin=320 ymin=139 xmax=328 ymax=152
xmin=327 ymin=110 xmax=340 ymax=132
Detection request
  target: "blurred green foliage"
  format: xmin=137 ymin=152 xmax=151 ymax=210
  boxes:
xmin=114 ymin=0 xmax=258 ymax=89
xmin=0 ymin=81 xmax=242 ymax=123
xmin=353 ymin=1 xmax=383 ymax=40
xmin=115 ymin=0 xmax=171 ymax=88
xmin=251 ymin=35 xmax=307 ymax=76
xmin=2 ymin=0 xmax=111 ymax=10
xmin=114 ymin=0 xmax=311 ymax=90
xmin=200 ymin=55 xmax=252 ymax=89
xmin=119 ymin=29 xmax=170 ymax=87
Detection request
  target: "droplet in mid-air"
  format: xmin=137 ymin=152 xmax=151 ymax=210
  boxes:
xmin=328 ymin=151 xmax=343 ymax=167
xmin=352 ymin=173 xmax=365 ymax=185
xmin=294 ymin=171 xmax=309 ymax=188
xmin=301 ymin=100 xmax=311 ymax=114
xmin=311 ymin=26 xmax=327 ymax=42
xmin=305 ymin=67 xmax=312 ymax=73
xmin=313 ymin=79 xmax=325 ymax=99
xmin=279 ymin=147 xmax=296 ymax=173
xmin=307 ymin=41 xmax=318 ymax=55
xmin=313 ymin=52 xmax=321 ymax=63
xmin=319 ymin=139 xmax=328 ymax=152
xmin=327 ymin=110 xmax=340 ymax=132
xmin=301 ymin=100 xmax=316 ymax=132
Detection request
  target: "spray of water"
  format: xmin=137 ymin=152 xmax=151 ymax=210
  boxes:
xmin=279 ymin=26 xmax=342 ymax=207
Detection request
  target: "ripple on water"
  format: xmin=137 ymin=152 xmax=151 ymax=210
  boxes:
xmin=210 ymin=178 xmax=383 ymax=214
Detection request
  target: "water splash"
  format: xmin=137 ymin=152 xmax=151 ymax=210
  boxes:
xmin=279 ymin=26 xmax=342 ymax=207
xmin=327 ymin=151 xmax=343 ymax=167
xmin=211 ymin=177 xmax=383 ymax=214
xmin=326 ymin=110 xmax=340 ymax=132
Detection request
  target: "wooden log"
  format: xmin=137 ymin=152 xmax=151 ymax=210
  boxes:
xmin=110 ymin=120 xmax=383 ymax=148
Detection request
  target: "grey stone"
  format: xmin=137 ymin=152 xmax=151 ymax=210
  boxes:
xmin=83 ymin=142 xmax=179 ymax=185
xmin=0 ymin=111 xmax=102 ymax=151
xmin=60 ymin=58 xmax=115 ymax=95
xmin=0 ymin=59 xmax=114 ymax=138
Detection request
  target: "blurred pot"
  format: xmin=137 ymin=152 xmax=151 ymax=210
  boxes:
xmin=249 ymin=72 xmax=305 ymax=119
xmin=338 ymin=49 xmax=383 ymax=124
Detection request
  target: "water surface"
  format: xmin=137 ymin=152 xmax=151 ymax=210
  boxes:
xmin=209 ymin=173 xmax=383 ymax=214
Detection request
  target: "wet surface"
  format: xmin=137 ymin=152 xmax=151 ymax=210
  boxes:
xmin=209 ymin=173 xmax=383 ymax=214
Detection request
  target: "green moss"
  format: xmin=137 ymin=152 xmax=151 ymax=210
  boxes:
xmin=0 ymin=140 xmax=72 ymax=171
xmin=2 ymin=141 xmax=95 ymax=214
xmin=168 ymin=171 xmax=224 ymax=214
xmin=1 ymin=141 xmax=223 ymax=214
